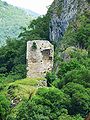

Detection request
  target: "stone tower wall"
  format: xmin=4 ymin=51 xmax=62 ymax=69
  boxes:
xmin=27 ymin=40 xmax=54 ymax=78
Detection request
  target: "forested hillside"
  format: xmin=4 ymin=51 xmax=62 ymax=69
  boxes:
xmin=0 ymin=0 xmax=35 ymax=45
xmin=0 ymin=0 xmax=90 ymax=120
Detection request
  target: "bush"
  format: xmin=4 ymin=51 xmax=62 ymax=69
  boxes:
xmin=32 ymin=42 xmax=37 ymax=50
xmin=62 ymin=82 xmax=90 ymax=116
xmin=45 ymin=72 xmax=57 ymax=86
xmin=16 ymin=87 xmax=71 ymax=120
xmin=58 ymin=69 xmax=90 ymax=88
xmin=0 ymin=95 xmax=10 ymax=120
xmin=57 ymin=59 xmax=82 ymax=78
xmin=59 ymin=114 xmax=83 ymax=120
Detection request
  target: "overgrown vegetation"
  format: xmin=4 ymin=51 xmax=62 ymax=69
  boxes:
xmin=0 ymin=1 xmax=90 ymax=120
xmin=32 ymin=42 xmax=37 ymax=50
xmin=0 ymin=13 xmax=50 ymax=81
xmin=60 ymin=10 xmax=90 ymax=49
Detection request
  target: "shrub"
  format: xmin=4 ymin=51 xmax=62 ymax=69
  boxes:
xmin=32 ymin=42 xmax=37 ymax=50
xmin=62 ymin=82 xmax=90 ymax=116
xmin=0 ymin=95 xmax=10 ymax=120
xmin=45 ymin=72 xmax=57 ymax=86
xmin=57 ymin=59 xmax=82 ymax=78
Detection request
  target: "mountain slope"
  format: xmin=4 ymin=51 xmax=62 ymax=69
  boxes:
xmin=49 ymin=0 xmax=90 ymax=42
xmin=0 ymin=0 xmax=34 ymax=45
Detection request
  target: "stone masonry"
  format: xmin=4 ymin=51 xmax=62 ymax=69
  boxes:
xmin=27 ymin=40 xmax=54 ymax=78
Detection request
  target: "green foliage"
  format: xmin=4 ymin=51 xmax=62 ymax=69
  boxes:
xmin=0 ymin=11 xmax=50 ymax=79
xmin=60 ymin=10 xmax=90 ymax=49
xmin=0 ymin=1 xmax=90 ymax=120
xmin=88 ymin=45 xmax=90 ymax=57
xmin=0 ymin=95 xmax=10 ymax=120
xmin=32 ymin=42 xmax=37 ymax=50
xmin=7 ymin=77 xmax=44 ymax=100
xmin=62 ymin=82 xmax=90 ymax=116
xmin=53 ymin=55 xmax=90 ymax=89
xmin=6 ymin=115 xmax=15 ymax=120
xmin=46 ymin=72 xmax=57 ymax=86
xmin=62 ymin=47 xmax=88 ymax=60
xmin=0 ymin=38 xmax=27 ymax=79
xmin=16 ymin=87 xmax=71 ymax=120
xmin=61 ymin=69 xmax=90 ymax=88
xmin=0 ymin=0 xmax=33 ymax=45
xmin=75 ymin=24 xmax=90 ymax=49
xmin=16 ymin=102 xmax=28 ymax=120
xmin=59 ymin=114 xmax=83 ymax=120
xmin=57 ymin=59 xmax=82 ymax=78
xmin=19 ymin=15 xmax=50 ymax=41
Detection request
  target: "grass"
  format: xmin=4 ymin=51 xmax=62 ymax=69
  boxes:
xmin=7 ymin=77 xmax=46 ymax=100
xmin=0 ymin=77 xmax=46 ymax=118
xmin=10 ymin=77 xmax=45 ymax=86
xmin=0 ymin=77 xmax=46 ymax=102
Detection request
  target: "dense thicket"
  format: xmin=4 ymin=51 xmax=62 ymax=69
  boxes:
xmin=0 ymin=7 xmax=90 ymax=120
xmin=0 ymin=38 xmax=26 ymax=80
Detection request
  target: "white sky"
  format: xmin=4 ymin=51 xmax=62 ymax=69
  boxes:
xmin=2 ymin=0 xmax=54 ymax=15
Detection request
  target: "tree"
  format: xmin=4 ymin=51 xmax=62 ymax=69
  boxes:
xmin=0 ymin=38 xmax=27 ymax=79
xmin=57 ymin=59 xmax=82 ymax=78
xmin=62 ymin=82 xmax=90 ymax=117
xmin=58 ymin=69 xmax=90 ymax=88
xmin=16 ymin=87 xmax=71 ymax=120
xmin=19 ymin=15 xmax=50 ymax=41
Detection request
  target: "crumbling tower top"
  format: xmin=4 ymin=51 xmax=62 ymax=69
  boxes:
xmin=27 ymin=40 xmax=54 ymax=78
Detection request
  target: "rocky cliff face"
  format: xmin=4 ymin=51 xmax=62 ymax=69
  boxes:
xmin=49 ymin=0 xmax=89 ymax=42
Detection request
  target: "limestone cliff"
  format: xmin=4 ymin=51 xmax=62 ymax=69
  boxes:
xmin=49 ymin=0 xmax=90 ymax=42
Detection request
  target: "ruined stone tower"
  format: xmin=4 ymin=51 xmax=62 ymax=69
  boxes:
xmin=27 ymin=40 xmax=54 ymax=78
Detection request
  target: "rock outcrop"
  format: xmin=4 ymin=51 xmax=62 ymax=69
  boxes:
xmin=49 ymin=0 xmax=89 ymax=42
xmin=27 ymin=40 xmax=54 ymax=78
